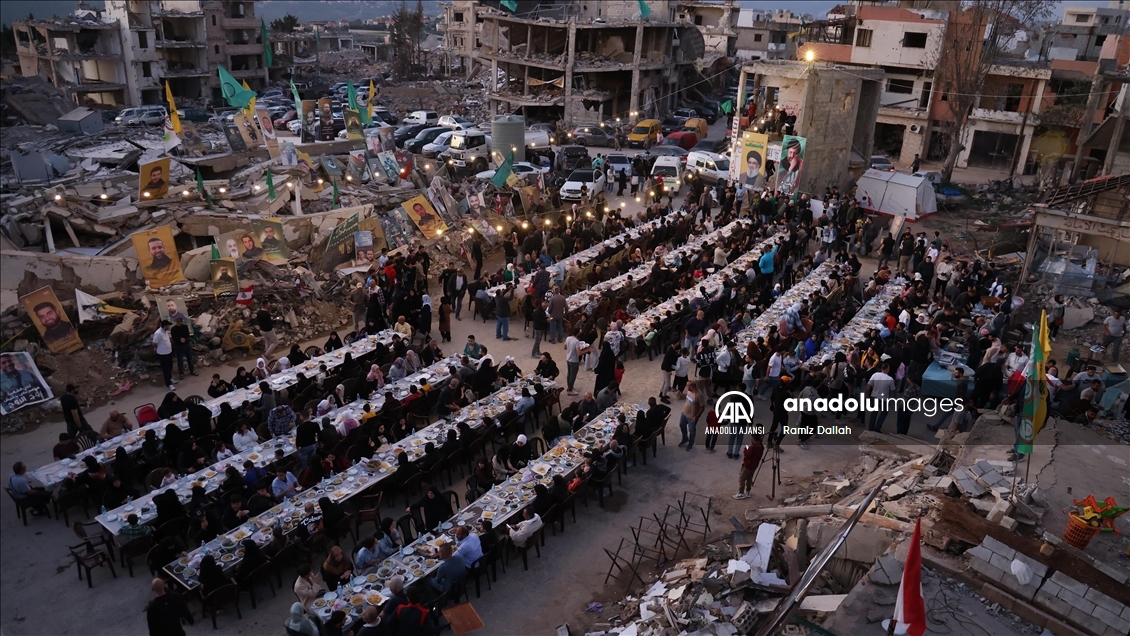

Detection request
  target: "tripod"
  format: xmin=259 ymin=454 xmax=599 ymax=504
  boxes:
xmin=747 ymin=442 xmax=783 ymax=501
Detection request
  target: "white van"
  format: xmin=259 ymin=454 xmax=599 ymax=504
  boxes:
xmin=402 ymin=110 xmax=439 ymax=126
xmin=686 ymin=151 xmax=730 ymax=185
xmin=650 ymin=156 xmax=684 ymax=196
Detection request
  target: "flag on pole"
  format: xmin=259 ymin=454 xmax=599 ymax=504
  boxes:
xmin=638 ymin=0 xmax=651 ymax=20
xmin=196 ymin=167 xmax=212 ymax=204
xmin=332 ymin=178 xmax=340 ymax=208
xmin=261 ymin=19 xmax=273 ymax=68
xmin=290 ymin=80 xmax=302 ymax=118
xmin=266 ymin=168 xmax=276 ymax=201
xmin=315 ymin=28 xmax=320 ymax=44
xmin=1017 ymin=310 xmax=1050 ymax=454
xmin=162 ymin=116 xmax=181 ymax=151
xmin=347 ymin=80 xmax=359 ymax=112
xmin=491 ymin=152 xmax=515 ymax=189
xmin=211 ymin=241 xmax=220 ymax=260
xmin=891 ymin=518 xmax=927 ymax=636
xmin=75 ymin=289 xmax=130 ymax=323
xmin=500 ymin=0 xmax=518 ymax=11
xmin=218 ymin=66 xmax=255 ymax=109
xmin=242 ymin=80 xmax=255 ymax=115
xmin=165 ymin=81 xmax=182 ymax=134
xmin=367 ymin=79 xmax=376 ymax=124
xmin=235 ymin=285 xmax=254 ymax=305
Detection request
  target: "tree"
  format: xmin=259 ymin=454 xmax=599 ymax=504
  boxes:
xmin=270 ymin=14 xmax=299 ymax=33
xmin=389 ymin=0 xmax=426 ymax=77
xmin=932 ymin=1 xmax=1056 ymax=184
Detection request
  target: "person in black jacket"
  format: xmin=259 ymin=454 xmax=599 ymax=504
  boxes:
xmin=407 ymin=486 xmax=452 ymax=533
xmin=659 ymin=342 xmax=679 ymax=404
xmin=186 ymin=401 xmax=213 ymax=439
xmin=146 ymin=578 xmax=194 ymax=636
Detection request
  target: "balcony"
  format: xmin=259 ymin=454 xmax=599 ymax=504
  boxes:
xmin=221 ymin=17 xmax=260 ymax=30
xmin=227 ymin=67 xmax=264 ymax=78
xmin=164 ymin=64 xmax=209 ymax=77
xmin=878 ymin=105 xmax=928 ymax=120
xmin=226 ymin=42 xmax=262 ymax=55
xmin=156 ymin=38 xmax=204 ymax=48
xmin=971 ymin=108 xmax=1027 ymax=125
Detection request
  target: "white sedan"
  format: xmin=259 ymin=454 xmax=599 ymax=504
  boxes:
xmin=474 ymin=161 xmax=551 ymax=181
xmin=423 ymin=131 xmax=454 ymax=157
xmin=287 ymin=119 xmax=303 ymax=134
xmin=559 ymin=168 xmax=606 ymax=200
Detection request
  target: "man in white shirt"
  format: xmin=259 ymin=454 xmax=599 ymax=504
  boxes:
xmin=759 ymin=351 xmax=783 ymax=400
xmin=1005 ymin=345 xmax=1029 ymax=376
xmin=564 ymin=333 xmax=590 ymax=395
xmin=152 ymin=320 xmax=175 ymax=390
xmin=1103 ymin=309 xmax=1125 ymax=363
xmin=866 ymin=362 xmax=896 ymax=432
xmin=508 ymin=507 xmax=543 ymax=548
xmin=1072 ymin=366 xmax=1099 ymax=387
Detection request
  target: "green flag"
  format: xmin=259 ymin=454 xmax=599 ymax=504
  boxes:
xmin=491 ymin=152 xmax=514 ymax=189
xmin=315 ymin=29 xmax=321 ymax=44
xmin=266 ymin=168 xmax=276 ymax=201
xmin=196 ymin=167 xmax=212 ymax=204
xmin=347 ymin=81 xmax=359 ymax=112
xmin=500 ymin=0 xmax=518 ymax=11
xmin=638 ymin=0 xmax=651 ymax=20
xmin=290 ymin=79 xmax=302 ymax=118
xmin=211 ymin=241 xmax=220 ymax=260
xmin=218 ymin=65 xmax=255 ymax=109
xmin=332 ymin=178 xmax=339 ymax=209
xmin=261 ymin=19 xmax=273 ymax=67
xmin=720 ymin=99 xmax=734 ymax=115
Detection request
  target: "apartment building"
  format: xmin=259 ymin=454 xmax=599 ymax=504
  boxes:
xmin=734 ymin=9 xmax=803 ymax=61
xmin=443 ymin=1 xmax=682 ymax=126
xmin=13 ymin=11 xmax=129 ymax=108
xmin=675 ymin=0 xmax=739 ymax=58
xmin=14 ymin=1 xmax=266 ymax=109
xmin=1050 ymin=4 xmax=1130 ymax=62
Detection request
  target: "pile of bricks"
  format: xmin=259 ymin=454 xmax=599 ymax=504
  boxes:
xmin=951 ymin=459 xmax=1048 ymax=529
xmin=966 ymin=536 xmax=1130 ymax=636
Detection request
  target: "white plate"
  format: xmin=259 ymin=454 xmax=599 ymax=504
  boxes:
xmin=124 ymin=505 xmax=135 ymax=512
xmin=106 ymin=514 xmax=119 ymax=521
xmin=323 ymin=591 xmax=337 ymax=601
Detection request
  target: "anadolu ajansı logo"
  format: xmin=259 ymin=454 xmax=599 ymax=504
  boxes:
xmin=709 ymin=391 xmax=764 ymax=435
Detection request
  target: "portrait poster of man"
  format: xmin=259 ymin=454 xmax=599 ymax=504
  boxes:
xmin=222 ymin=120 xmax=247 ymax=151
xmin=469 ymin=218 xmax=501 ymax=245
xmin=210 ymin=259 xmax=238 ymax=296
xmin=318 ymin=98 xmax=335 ymax=142
xmin=233 ymin=113 xmax=260 ymax=149
xmin=217 ymin=230 xmax=244 ymax=262
xmin=401 ymin=194 xmax=448 ymax=240
xmin=347 ymin=150 xmax=371 ymax=183
xmin=357 ymin=216 xmax=388 ymax=253
xmin=251 ymin=218 xmax=289 ymax=263
xmin=379 ymin=212 xmax=412 ymax=249
xmin=234 ymin=230 xmax=264 ymax=261
xmin=301 ymin=99 xmax=317 ymax=143
xmin=377 ymin=151 xmax=401 ymax=184
xmin=365 ymin=128 xmax=382 ymax=156
xmin=321 ymin=212 xmax=360 ymax=272
xmin=20 ymin=287 xmax=83 ymax=354
xmin=775 ymin=135 xmax=807 ymax=198
xmin=354 ymin=231 xmax=375 ymax=264
xmin=379 ymin=127 xmax=396 ymax=153
xmin=138 ymin=157 xmax=171 ymax=200
xmin=253 ymin=107 xmax=280 ymax=158
xmin=155 ymin=296 xmax=190 ymax=324
xmin=131 ymin=226 xmax=185 ymax=288
xmin=517 ymin=186 xmax=541 ymax=215
xmin=0 ymin=352 xmax=53 ymax=415
xmin=180 ymin=122 xmax=205 ymax=155
xmin=739 ymin=131 xmax=768 ymax=190
xmin=344 ymin=109 xmax=363 ymax=140
xmin=280 ymin=141 xmax=298 ymax=166
xmin=321 ymin=156 xmax=343 ymax=178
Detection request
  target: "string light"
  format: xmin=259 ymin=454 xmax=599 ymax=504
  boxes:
xmin=218 ymin=187 xmax=226 ymax=193
xmin=54 ymin=194 xmax=62 ymax=201
xmin=318 ymin=178 xmax=324 ymax=184
xmin=496 ymin=225 xmax=503 ymax=231
xmin=182 ymin=189 xmax=190 ymax=196
xmin=143 ymin=191 xmax=151 ymax=197
xmin=253 ymin=185 xmax=261 ymax=191
xmin=100 ymin=193 xmax=108 ymax=199
xmin=346 ymin=175 xmax=352 ymax=181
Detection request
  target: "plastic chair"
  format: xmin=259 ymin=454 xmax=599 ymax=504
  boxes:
xmin=395 ymin=514 xmax=418 ymax=545
xmin=134 ymin=404 xmax=159 ymax=426
xmin=53 ymin=486 xmax=90 ymax=526
xmin=69 ymin=540 xmax=117 ymax=588
xmin=118 ymin=534 xmax=155 ymax=577
xmin=73 ymin=520 xmax=115 ymax=560
xmin=6 ymin=487 xmax=49 ymax=526
xmin=239 ymin=562 xmax=276 ymax=609
xmin=201 ymin=583 xmax=242 ymax=629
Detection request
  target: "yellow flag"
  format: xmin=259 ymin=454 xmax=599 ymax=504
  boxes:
xmin=242 ymin=80 xmax=255 ymax=115
xmin=368 ymin=79 xmax=375 ymax=123
xmin=165 ymin=81 xmax=182 ymax=134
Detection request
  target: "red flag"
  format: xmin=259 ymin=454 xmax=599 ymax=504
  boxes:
xmin=235 ymin=285 xmax=254 ymax=305
xmin=893 ymin=518 xmax=927 ymax=636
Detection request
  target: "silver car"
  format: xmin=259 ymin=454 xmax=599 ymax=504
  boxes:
xmin=569 ymin=126 xmax=616 ymax=147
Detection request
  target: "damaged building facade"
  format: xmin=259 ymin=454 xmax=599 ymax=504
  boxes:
xmin=14 ymin=0 xmax=268 ymax=108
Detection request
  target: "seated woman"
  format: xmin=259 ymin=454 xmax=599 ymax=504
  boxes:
xmin=287 ymin=344 xmax=308 ymax=367
xmin=320 ymin=545 xmax=353 ymax=591
xmin=407 ymin=486 xmax=453 ymax=533
xmin=375 ymin=517 xmax=402 ymax=559
xmin=231 ymin=366 xmax=255 ymax=389
xmin=197 ymin=554 xmax=229 ymax=598
xmin=323 ymin=331 xmax=343 ymax=352
xmin=157 ymin=392 xmax=186 ymax=420
xmin=234 ymin=539 xmax=267 ymax=586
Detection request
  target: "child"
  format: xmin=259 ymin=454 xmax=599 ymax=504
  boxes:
xmin=673 ymin=348 xmax=692 ymax=399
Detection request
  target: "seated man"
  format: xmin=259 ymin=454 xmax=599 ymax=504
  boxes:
xmin=425 ymin=543 xmax=466 ymax=597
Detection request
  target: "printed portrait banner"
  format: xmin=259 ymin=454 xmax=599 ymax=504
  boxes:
xmin=318 ymin=98 xmax=335 ymax=141
xmin=155 ymin=295 xmax=189 ymax=324
xmin=233 ymin=113 xmax=261 ymax=149
xmin=210 ymin=259 xmax=238 ymax=296
xmin=739 ymin=131 xmax=769 ymax=190
xmin=354 ymin=231 xmax=375 ymax=264
xmin=379 ymin=127 xmax=396 ymax=153
xmin=357 ymin=216 xmax=389 ymax=253
xmin=401 ymin=194 xmax=448 ymax=240
xmin=344 ymin=108 xmax=363 ymax=140
xmin=222 ymin=120 xmax=247 ymax=151
xmin=251 ymin=218 xmax=290 ymax=264
xmin=280 ymin=141 xmax=298 ymax=166
xmin=20 ymin=286 xmax=83 ymax=354
xmin=321 ymin=212 xmax=360 ymax=272
xmin=138 ymin=157 xmax=171 ymax=200
xmin=217 ymin=229 xmax=264 ymax=262
xmin=253 ymin=107 xmax=280 ymax=158
xmin=180 ymin=122 xmax=205 ymax=155
xmin=775 ymin=134 xmax=807 ymax=198
xmin=380 ymin=210 xmax=414 ymax=249
xmin=347 ymin=150 xmax=371 ymax=183
xmin=0 ymin=352 xmax=54 ymax=415
xmin=300 ymin=99 xmax=317 ymax=144
xmin=469 ymin=218 xmax=501 ymax=245
xmin=131 ymin=226 xmax=185 ymax=288
xmin=377 ymin=151 xmax=401 ymax=184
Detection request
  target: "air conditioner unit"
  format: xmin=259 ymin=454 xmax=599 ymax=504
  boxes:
xmin=909 ymin=124 xmax=922 ymax=133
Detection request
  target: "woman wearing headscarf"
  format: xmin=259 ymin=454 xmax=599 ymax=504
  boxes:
xmin=178 ymin=439 xmax=207 ymax=474
xmin=531 ymin=483 xmax=552 ymax=516
xmin=626 ymin=298 xmax=641 ymax=318
xmin=284 ymin=603 xmax=319 ymax=636
xmin=340 ymin=352 xmax=359 ymax=377
xmin=319 ymin=417 xmax=341 ymax=450
xmin=404 ymin=349 xmax=422 ymax=375
xmin=293 ymin=373 xmax=312 ymax=397
xmin=157 ymin=392 xmax=186 ymax=420
xmin=407 ymin=485 xmax=453 ymax=532
xmin=329 ymin=384 xmax=347 ymax=408
xmin=391 ymin=451 xmax=419 ymax=488
xmin=231 ymin=366 xmax=255 ymax=389
xmin=315 ymin=399 xmax=332 ymax=418
xmin=198 ymin=555 xmax=229 ymax=597
xmin=418 ymin=294 xmax=433 ymax=339
xmin=252 ymin=358 xmax=270 ymax=381
xmin=141 ymin=429 xmax=163 ymax=465
xmin=288 ymin=344 xmax=308 ymax=367
xmin=439 ymin=429 xmax=459 ymax=458
xmin=324 ymin=331 xmax=343 ymax=352
xmin=186 ymin=400 xmax=213 ymax=439
xmin=101 ymin=474 xmax=135 ymax=510
xmin=216 ymin=402 xmax=239 ymax=433
xmin=256 ymin=381 xmax=276 ymax=413
xmin=473 ymin=358 xmax=497 ymax=398
xmin=363 ymin=364 xmax=385 ymax=397
xmin=162 ymin=423 xmax=186 ymax=465
xmin=388 ymin=357 xmax=407 ymax=381
xmin=416 ymin=442 xmax=440 ymax=473
xmin=318 ymin=496 xmax=346 ymax=534
xmin=277 ymin=358 xmax=291 ymax=373
xmin=234 ymin=539 xmax=266 ymax=586
xmin=376 ymin=517 xmax=402 ymax=558
xmin=593 ymin=336 xmax=618 ymax=395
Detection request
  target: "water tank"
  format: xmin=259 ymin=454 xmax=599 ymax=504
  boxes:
xmin=492 ymin=114 xmax=526 ymax=164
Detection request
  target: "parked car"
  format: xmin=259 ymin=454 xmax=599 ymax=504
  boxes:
xmin=176 ymin=108 xmax=210 ymax=122
xmin=650 ymin=156 xmax=685 ymax=196
xmin=209 ymin=107 xmax=238 ymax=124
xmin=422 ymin=130 xmax=455 ymax=157
xmin=475 ymin=161 xmax=549 ymax=181
xmin=266 ymin=105 xmax=290 ymax=119
xmin=684 ymin=102 xmax=718 ymax=124
xmin=627 ymin=119 xmax=661 ymax=148
xmin=556 ymin=145 xmax=591 ymax=171
xmin=660 ymin=117 xmax=686 ymax=136
xmin=605 ymin=153 xmax=632 ymax=178
xmin=260 ymin=89 xmax=284 ymax=100
xmin=686 ymin=151 xmax=730 ymax=185
xmin=683 ymin=117 xmax=708 ymax=139
xmin=569 ymin=125 xmax=616 ymax=147
xmin=662 ymin=131 xmax=698 ymax=151
xmin=673 ymin=107 xmax=698 ymax=122
xmin=273 ymin=110 xmax=297 ymax=128
xmin=287 ymin=119 xmax=303 ymax=135
xmin=402 ymin=110 xmax=439 ymax=126
xmin=394 ymin=123 xmax=430 ymax=147
xmin=438 ymin=115 xmax=475 ymax=130
xmin=870 ymin=155 xmax=896 ymax=171
xmin=404 ymin=126 xmax=450 ymax=153
xmin=372 ymin=107 xmax=395 ymax=126
xmin=646 ymin=145 xmax=689 ymax=165
xmin=529 ymin=122 xmax=557 ymax=144
xmin=692 ymin=137 xmax=729 ymax=154
xmin=559 ymin=169 xmax=606 ymax=200
xmin=120 ymin=106 xmax=167 ymax=126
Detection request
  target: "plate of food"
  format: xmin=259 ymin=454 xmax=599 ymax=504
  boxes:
xmin=314 ymin=599 xmax=328 ymax=608
xmin=350 ymin=596 xmax=364 ymax=607
xmin=184 ymin=568 xmax=197 ymax=577
xmin=366 ymin=574 xmax=379 ymax=583
xmin=366 ymin=593 xmax=382 ymax=605
xmin=221 ymin=554 xmax=235 ymax=563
